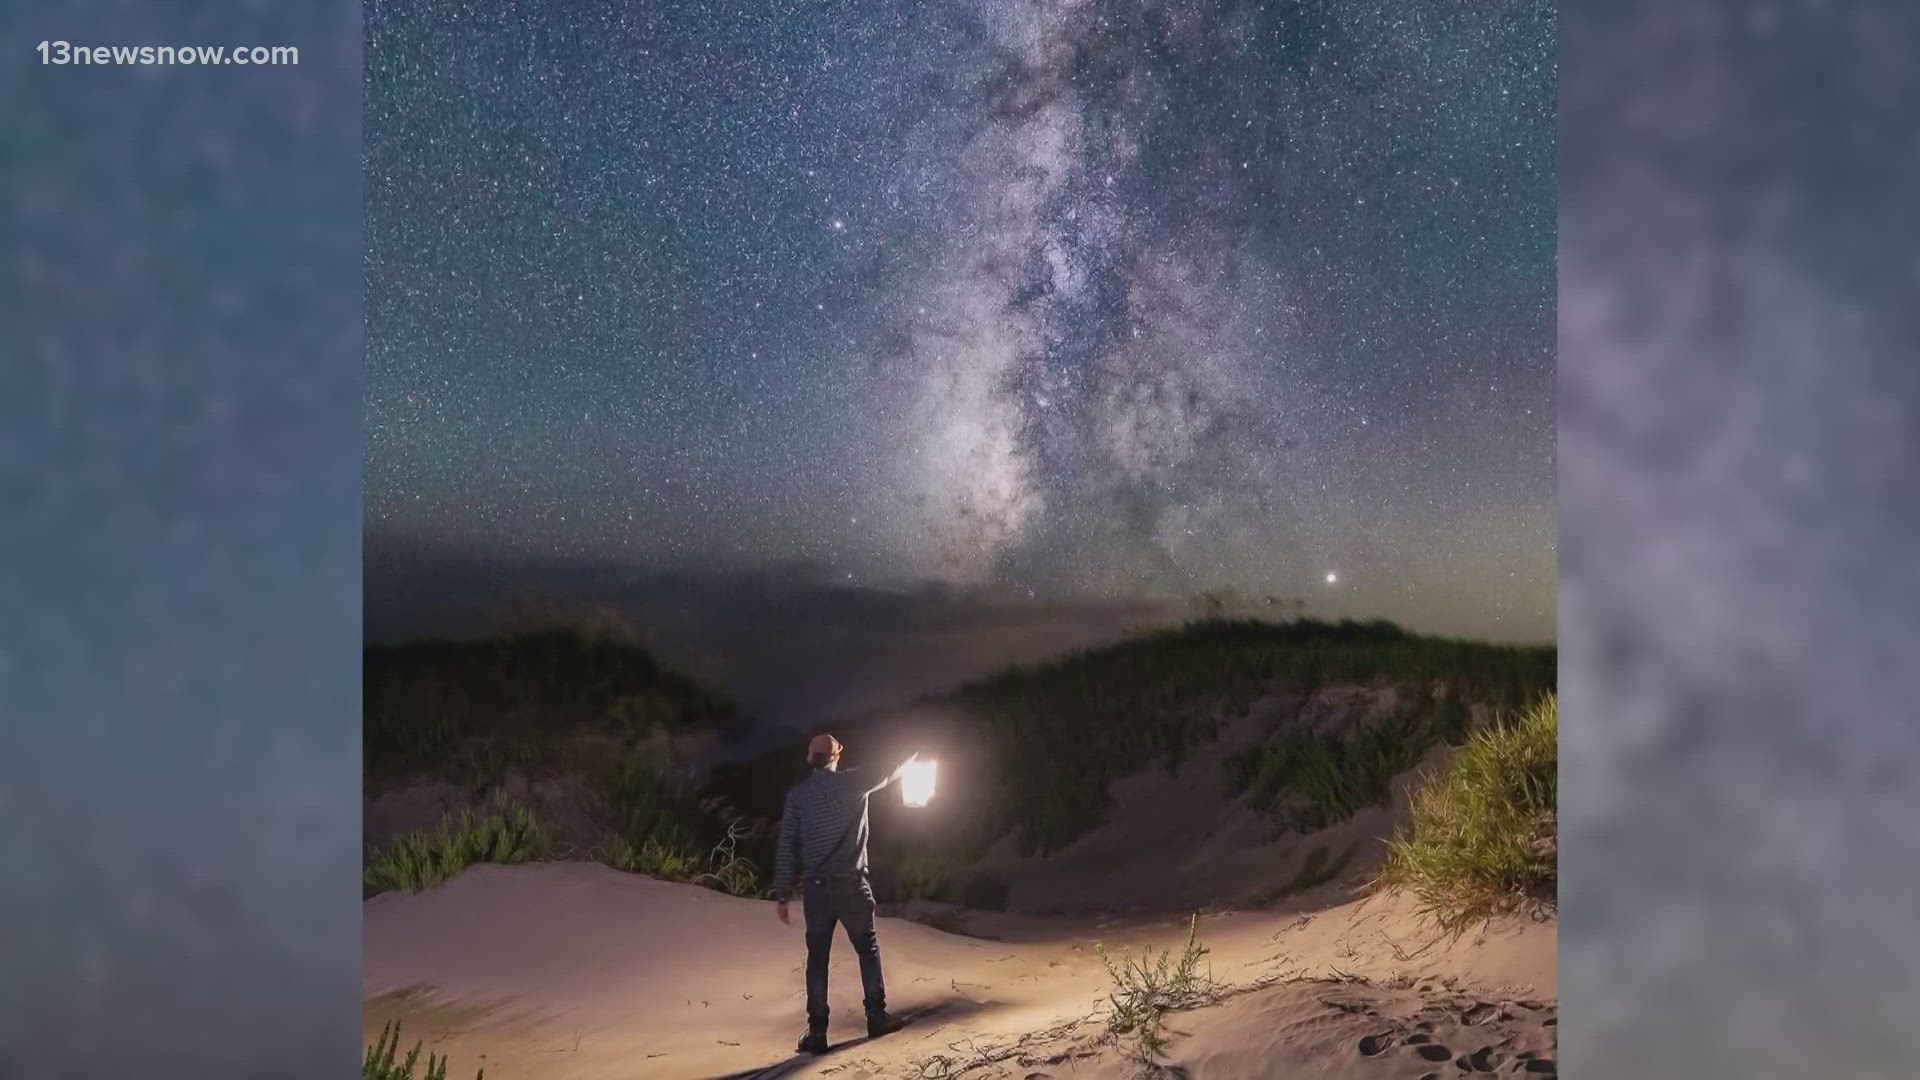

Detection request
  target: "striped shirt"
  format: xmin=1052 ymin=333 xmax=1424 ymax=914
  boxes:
xmin=772 ymin=767 xmax=896 ymax=900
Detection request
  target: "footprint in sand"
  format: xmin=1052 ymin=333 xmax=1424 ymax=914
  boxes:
xmin=1413 ymin=1042 xmax=1452 ymax=1062
xmin=1357 ymin=1033 xmax=1395 ymax=1056
xmin=1460 ymin=1045 xmax=1503 ymax=1071
xmin=1519 ymin=1060 xmax=1556 ymax=1074
xmin=1461 ymin=1002 xmax=1499 ymax=1025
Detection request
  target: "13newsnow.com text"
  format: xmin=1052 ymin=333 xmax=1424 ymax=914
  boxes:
xmin=36 ymin=41 xmax=300 ymax=66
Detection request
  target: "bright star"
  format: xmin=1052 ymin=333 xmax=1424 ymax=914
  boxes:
xmin=1325 ymin=572 xmax=1339 ymax=585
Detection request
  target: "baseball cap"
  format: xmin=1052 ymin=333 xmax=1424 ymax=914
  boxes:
xmin=807 ymin=733 xmax=842 ymax=764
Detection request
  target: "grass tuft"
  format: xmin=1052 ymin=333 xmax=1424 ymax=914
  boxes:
xmin=1381 ymin=693 xmax=1557 ymax=928
xmin=364 ymin=802 xmax=550 ymax=894
xmin=593 ymin=760 xmax=765 ymax=896
xmin=364 ymin=1020 xmax=482 ymax=1080
xmin=1095 ymin=915 xmax=1223 ymax=1067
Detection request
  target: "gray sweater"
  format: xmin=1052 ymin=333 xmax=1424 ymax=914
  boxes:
xmin=771 ymin=767 xmax=896 ymax=900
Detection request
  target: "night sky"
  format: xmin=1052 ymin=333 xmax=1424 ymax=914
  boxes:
xmin=365 ymin=0 xmax=1555 ymax=725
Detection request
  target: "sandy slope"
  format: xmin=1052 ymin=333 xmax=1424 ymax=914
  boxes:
xmin=972 ymin=690 xmax=1440 ymax=918
xmin=364 ymin=862 xmax=1553 ymax=1080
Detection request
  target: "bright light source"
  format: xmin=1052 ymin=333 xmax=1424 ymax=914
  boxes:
xmin=901 ymin=759 xmax=937 ymax=807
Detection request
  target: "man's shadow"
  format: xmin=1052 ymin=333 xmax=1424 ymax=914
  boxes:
xmin=704 ymin=998 xmax=989 ymax=1080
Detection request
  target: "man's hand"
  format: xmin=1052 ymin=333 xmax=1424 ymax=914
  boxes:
xmin=776 ymin=899 xmax=791 ymax=925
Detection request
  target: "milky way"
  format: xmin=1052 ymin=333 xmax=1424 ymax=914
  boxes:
xmin=869 ymin=0 xmax=1323 ymax=586
xmin=366 ymin=0 xmax=1556 ymax=642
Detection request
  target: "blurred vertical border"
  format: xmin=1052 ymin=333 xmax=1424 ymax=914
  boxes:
xmin=1561 ymin=0 xmax=1920 ymax=1076
xmin=2 ymin=1 xmax=363 ymax=1076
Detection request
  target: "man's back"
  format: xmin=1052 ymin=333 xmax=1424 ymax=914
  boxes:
xmin=773 ymin=767 xmax=889 ymax=894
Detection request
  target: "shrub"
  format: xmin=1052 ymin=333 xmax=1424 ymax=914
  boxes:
xmin=601 ymin=817 xmax=762 ymax=897
xmin=1381 ymin=693 xmax=1558 ymax=928
xmin=364 ymin=1020 xmax=482 ymax=1080
xmin=688 ymin=819 xmax=763 ymax=896
xmin=1095 ymin=915 xmax=1222 ymax=1066
xmin=364 ymin=802 xmax=550 ymax=894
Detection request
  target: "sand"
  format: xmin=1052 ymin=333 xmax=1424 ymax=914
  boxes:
xmin=364 ymin=862 xmax=1554 ymax=1079
xmin=970 ymin=691 xmax=1444 ymax=919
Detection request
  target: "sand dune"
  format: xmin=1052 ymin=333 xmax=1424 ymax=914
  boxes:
xmin=364 ymin=862 xmax=1553 ymax=1079
xmin=970 ymin=692 xmax=1436 ymax=918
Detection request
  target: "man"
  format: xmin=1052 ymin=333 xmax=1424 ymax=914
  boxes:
xmin=772 ymin=733 xmax=919 ymax=1055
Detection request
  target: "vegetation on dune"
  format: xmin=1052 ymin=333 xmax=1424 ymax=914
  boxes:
xmin=364 ymin=620 xmax=736 ymax=787
xmin=364 ymin=616 xmax=768 ymax=897
xmin=364 ymin=801 xmax=551 ymax=894
xmin=1221 ymin=688 xmax=1484 ymax=835
xmin=1382 ymin=693 xmax=1558 ymax=928
xmin=593 ymin=757 xmax=768 ymax=895
xmin=364 ymin=1020 xmax=482 ymax=1080
xmin=1096 ymin=915 xmax=1224 ymax=1067
xmin=364 ymin=615 xmax=1553 ymax=913
xmin=951 ymin=618 xmax=1554 ymax=854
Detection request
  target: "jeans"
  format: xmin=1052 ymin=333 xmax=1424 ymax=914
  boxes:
xmin=802 ymin=873 xmax=886 ymax=1030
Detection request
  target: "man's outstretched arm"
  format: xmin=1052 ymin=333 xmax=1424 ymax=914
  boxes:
xmin=860 ymin=752 xmax=920 ymax=798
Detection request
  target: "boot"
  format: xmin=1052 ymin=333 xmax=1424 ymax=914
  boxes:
xmin=797 ymin=1029 xmax=829 ymax=1055
xmin=867 ymin=1010 xmax=905 ymax=1039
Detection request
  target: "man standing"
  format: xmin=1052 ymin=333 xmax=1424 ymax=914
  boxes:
xmin=772 ymin=733 xmax=918 ymax=1054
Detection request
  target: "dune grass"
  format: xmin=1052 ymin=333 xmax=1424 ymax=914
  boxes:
xmin=954 ymin=618 xmax=1555 ymax=854
xmin=364 ymin=619 xmax=737 ymax=787
xmin=594 ymin=759 xmax=767 ymax=895
xmin=601 ymin=818 xmax=763 ymax=896
xmin=1095 ymin=915 xmax=1223 ymax=1066
xmin=364 ymin=802 xmax=551 ymax=894
xmin=1224 ymin=710 xmax=1433 ymax=831
xmin=363 ymin=617 xmax=775 ymax=898
xmin=1381 ymin=693 xmax=1558 ymax=928
xmin=364 ymin=1020 xmax=482 ymax=1080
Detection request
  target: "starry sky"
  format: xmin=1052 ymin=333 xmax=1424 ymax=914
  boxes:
xmin=365 ymin=0 xmax=1555 ymax=725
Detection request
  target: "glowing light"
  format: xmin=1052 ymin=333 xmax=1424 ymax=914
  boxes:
xmin=901 ymin=759 xmax=938 ymax=807
xmin=1325 ymin=572 xmax=1339 ymax=584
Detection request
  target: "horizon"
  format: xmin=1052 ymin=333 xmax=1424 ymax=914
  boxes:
xmin=364 ymin=539 xmax=1556 ymax=734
